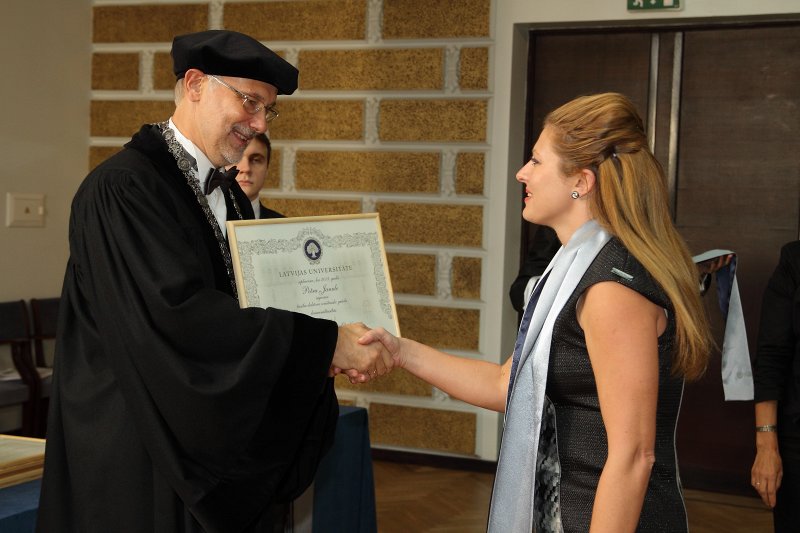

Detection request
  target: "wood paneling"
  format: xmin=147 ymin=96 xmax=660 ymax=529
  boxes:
xmin=527 ymin=31 xmax=652 ymax=151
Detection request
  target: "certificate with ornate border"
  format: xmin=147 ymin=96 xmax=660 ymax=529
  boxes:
xmin=227 ymin=213 xmax=400 ymax=335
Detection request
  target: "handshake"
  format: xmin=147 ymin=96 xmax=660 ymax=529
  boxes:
xmin=331 ymin=323 xmax=401 ymax=383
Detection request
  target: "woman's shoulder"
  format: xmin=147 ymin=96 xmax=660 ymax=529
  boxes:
xmin=584 ymin=238 xmax=669 ymax=308
xmin=590 ymin=238 xmax=648 ymax=282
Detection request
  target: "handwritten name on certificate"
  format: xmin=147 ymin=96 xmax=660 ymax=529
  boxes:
xmin=227 ymin=213 xmax=400 ymax=335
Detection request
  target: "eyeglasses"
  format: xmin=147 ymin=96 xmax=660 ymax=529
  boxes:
xmin=207 ymin=75 xmax=279 ymax=123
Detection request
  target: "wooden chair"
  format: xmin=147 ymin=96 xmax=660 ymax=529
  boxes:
xmin=0 ymin=300 xmax=40 ymax=436
xmin=30 ymin=297 xmax=59 ymax=437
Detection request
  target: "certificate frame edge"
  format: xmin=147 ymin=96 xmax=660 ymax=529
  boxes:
xmin=227 ymin=220 xmax=247 ymax=305
xmin=226 ymin=213 xmax=401 ymax=336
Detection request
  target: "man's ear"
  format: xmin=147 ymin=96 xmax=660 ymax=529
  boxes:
xmin=183 ymin=69 xmax=205 ymax=102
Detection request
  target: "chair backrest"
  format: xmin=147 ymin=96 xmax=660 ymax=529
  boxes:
xmin=0 ymin=300 xmax=30 ymax=344
xmin=0 ymin=300 xmax=34 ymax=382
xmin=30 ymin=298 xmax=60 ymax=368
xmin=0 ymin=300 xmax=40 ymax=435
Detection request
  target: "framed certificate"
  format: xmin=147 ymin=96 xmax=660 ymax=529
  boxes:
xmin=227 ymin=213 xmax=400 ymax=335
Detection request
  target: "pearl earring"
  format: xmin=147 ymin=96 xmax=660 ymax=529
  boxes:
xmin=571 ymin=191 xmax=579 ymax=199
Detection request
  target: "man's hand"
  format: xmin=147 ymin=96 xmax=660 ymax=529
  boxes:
xmin=697 ymin=253 xmax=733 ymax=275
xmin=697 ymin=253 xmax=734 ymax=295
xmin=332 ymin=323 xmax=394 ymax=383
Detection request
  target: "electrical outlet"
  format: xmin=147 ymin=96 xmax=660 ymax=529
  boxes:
xmin=6 ymin=193 xmax=45 ymax=227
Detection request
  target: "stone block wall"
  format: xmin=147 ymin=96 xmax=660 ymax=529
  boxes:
xmin=90 ymin=0 xmax=493 ymax=458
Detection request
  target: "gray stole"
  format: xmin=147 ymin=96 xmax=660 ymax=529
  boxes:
xmin=488 ymin=220 xmax=611 ymax=532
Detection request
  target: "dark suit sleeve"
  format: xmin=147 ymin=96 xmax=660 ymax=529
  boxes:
xmin=509 ymin=226 xmax=561 ymax=313
xmin=259 ymin=203 xmax=285 ymax=219
xmin=753 ymin=242 xmax=800 ymax=408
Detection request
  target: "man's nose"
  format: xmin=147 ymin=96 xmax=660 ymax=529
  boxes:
xmin=249 ymin=112 xmax=268 ymax=135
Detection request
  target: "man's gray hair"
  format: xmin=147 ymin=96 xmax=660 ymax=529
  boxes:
xmin=174 ymin=79 xmax=185 ymax=104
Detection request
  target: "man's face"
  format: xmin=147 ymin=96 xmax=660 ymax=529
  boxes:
xmin=195 ymin=75 xmax=278 ymax=167
xmin=234 ymin=138 xmax=270 ymax=202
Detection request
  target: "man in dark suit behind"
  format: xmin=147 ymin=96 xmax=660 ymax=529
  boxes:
xmin=233 ymin=133 xmax=284 ymax=219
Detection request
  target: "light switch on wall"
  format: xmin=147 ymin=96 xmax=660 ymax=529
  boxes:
xmin=5 ymin=193 xmax=46 ymax=227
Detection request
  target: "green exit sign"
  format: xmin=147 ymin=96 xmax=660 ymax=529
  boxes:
xmin=628 ymin=0 xmax=681 ymax=10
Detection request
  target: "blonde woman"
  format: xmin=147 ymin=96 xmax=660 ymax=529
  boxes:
xmin=361 ymin=93 xmax=713 ymax=533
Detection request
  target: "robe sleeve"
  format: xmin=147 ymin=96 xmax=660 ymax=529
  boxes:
xmin=69 ymin=166 xmax=338 ymax=530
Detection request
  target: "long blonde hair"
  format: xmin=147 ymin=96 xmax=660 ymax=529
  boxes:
xmin=545 ymin=92 xmax=712 ymax=379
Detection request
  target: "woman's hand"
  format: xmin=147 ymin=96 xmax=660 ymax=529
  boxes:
xmin=751 ymin=436 xmax=783 ymax=507
xmin=358 ymin=327 xmax=404 ymax=369
xmin=752 ymin=400 xmax=782 ymax=507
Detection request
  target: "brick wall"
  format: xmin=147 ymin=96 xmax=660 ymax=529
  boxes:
xmin=91 ymin=0 xmax=493 ymax=457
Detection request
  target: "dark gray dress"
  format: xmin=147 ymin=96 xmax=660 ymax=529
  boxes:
xmin=535 ymin=238 xmax=687 ymax=533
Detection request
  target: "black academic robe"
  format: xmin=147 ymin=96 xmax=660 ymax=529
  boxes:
xmin=37 ymin=124 xmax=339 ymax=533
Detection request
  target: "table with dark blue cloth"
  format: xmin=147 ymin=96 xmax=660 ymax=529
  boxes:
xmin=0 ymin=405 xmax=376 ymax=533
xmin=310 ymin=405 xmax=377 ymax=533
xmin=0 ymin=478 xmax=39 ymax=533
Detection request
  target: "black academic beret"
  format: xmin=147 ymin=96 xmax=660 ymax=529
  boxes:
xmin=171 ymin=30 xmax=298 ymax=95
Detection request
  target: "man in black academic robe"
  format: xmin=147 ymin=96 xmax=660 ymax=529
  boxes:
xmin=37 ymin=30 xmax=390 ymax=533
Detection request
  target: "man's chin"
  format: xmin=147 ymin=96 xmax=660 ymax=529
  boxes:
xmin=221 ymin=148 xmax=246 ymax=166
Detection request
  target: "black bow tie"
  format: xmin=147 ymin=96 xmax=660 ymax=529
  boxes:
xmin=204 ymin=166 xmax=239 ymax=195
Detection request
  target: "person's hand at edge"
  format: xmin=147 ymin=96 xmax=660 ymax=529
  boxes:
xmin=751 ymin=435 xmax=783 ymax=507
